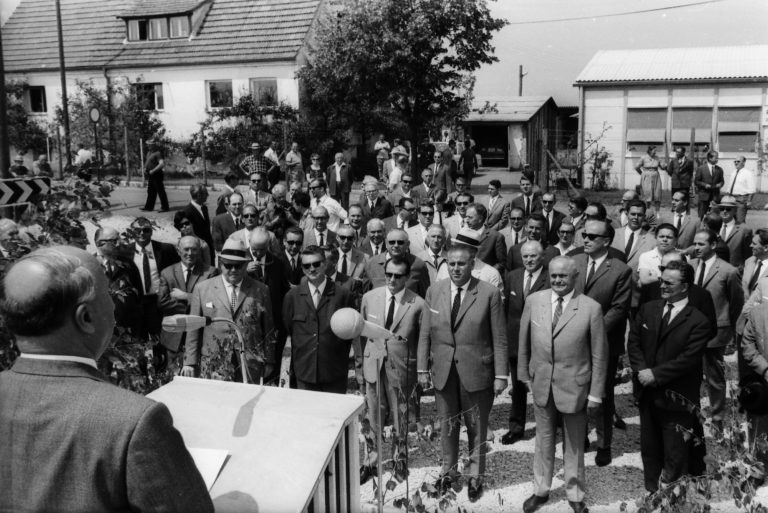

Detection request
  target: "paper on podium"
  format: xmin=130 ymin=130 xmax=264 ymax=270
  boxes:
xmin=148 ymin=377 xmax=365 ymax=513
xmin=188 ymin=448 xmax=228 ymax=491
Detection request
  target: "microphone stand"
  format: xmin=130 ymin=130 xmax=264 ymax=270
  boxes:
xmin=209 ymin=317 xmax=249 ymax=385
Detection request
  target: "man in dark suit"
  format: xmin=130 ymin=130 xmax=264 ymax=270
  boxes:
xmin=573 ymin=219 xmax=632 ymax=467
xmin=0 ymin=246 xmax=213 ymax=512
xmin=383 ymin=197 xmax=419 ymax=233
xmin=466 ymin=203 xmax=507 ymax=273
xmin=418 ymin=244 xmax=508 ymax=502
xmin=388 ymin=173 xmax=422 ymax=209
xmin=216 ymin=171 xmax=239 ymax=215
xmin=304 ymin=206 xmax=338 ymax=247
xmin=130 ymin=217 xmax=180 ymax=340
xmin=182 ymin=183 xmax=215 ymax=262
xmin=501 ymin=240 xmax=550 ymax=445
xmin=666 ymin=190 xmax=698 ymax=249
xmin=694 ymin=150 xmax=724 ymax=219
xmin=717 ymin=195 xmax=753 ymax=270
xmin=540 ymin=192 xmax=566 ymax=246
xmin=158 ymin=236 xmax=218 ymax=368
xmin=282 ymin=245 xmax=357 ymax=393
xmin=211 ymin=191 xmax=244 ymax=253
xmin=360 ymin=181 xmax=395 ymax=222
xmin=666 ymin=146 xmax=694 ymax=198
xmin=327 ymin=152 xmax=353 ymax=210
xmin=510 ymin=175 xmax=542 ymax=218
xmin=347 ymin=205 xmax=368 ymax=247
xmin=485 ymin=179 xmax=510 ymax=231
xmin=364 ymin=228 xmax=430 ymax=297
xmin=280 ymin=226 xmax=304 ymax=285
xmin=507 ymin=213 xmax=559 ymax=270
xmin=360 ymin=218 xmax=387 ymax=257
xmin=627 ymin=260 xmax=711 ymax=493
xmin=336 ymin=225 xmax=369 ymax=281
xmin=519 ymin=256 xmax=607 ymax=513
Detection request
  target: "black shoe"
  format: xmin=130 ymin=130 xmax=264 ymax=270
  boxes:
xmin=523 ymin=493 xmax=549 ymax=513
xmin=467 ymin=477 xmax=483 ymax=502
xmin=613 ymin=415 xmax=627 ymax=430
xmin=139 ymin=208 xmax=153 ymax=211
xmin=360 ymin=465 xmax=376 ymax=484
xmin=595 ymin=447 xmax=612 ymax=467
xmin=435 ymin=475 xmax=452 ymax=495
xmin=569 ymin=501 xmax=589 ymax=513
xmin=501 ymin=430 xmax=524 ymax=445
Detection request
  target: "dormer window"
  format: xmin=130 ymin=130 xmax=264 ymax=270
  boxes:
xmin=126 ymin=16 xmax=190 ymax=41
xmin=170 ymin=16 xmax=190 ymax=38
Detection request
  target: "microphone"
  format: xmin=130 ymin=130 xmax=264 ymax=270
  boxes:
xmin=161 ymin=314 xmax=211 ymax=333
xmin=330 ymin=308 xmax=397 ymax=340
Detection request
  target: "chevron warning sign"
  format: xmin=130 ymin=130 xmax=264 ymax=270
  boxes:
xmin=0 ymin=177 xmax=51 ymax=206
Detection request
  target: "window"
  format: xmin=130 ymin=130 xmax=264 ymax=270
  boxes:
xmin=671 ymin=108 xmax=712 ymax=145
xmin=717 ymin=107 xmax=760 ymax=153
xmin=149 ymin=18 xmax=168 ymax=39
xmin=207 ymin=80 xmax=233 ymax=109
xmin=127 ymin=19 xmax=148 ymax=41
xmin=25 ymin=86 xmax=46 ymax=113
xmin=249 ymin=79 xmax=278 ymax=106
xmin=626 ymin=108 xmax=666 ymax=152
xmin=134 ymin=83 xmax=164 ymax=110
xmin=169 ymin=16 xmax=190 ymax=38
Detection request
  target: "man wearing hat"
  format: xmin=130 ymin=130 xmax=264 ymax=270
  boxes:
xmin=387 ymin=145 xmax=410 ymax=193
xmin=140 ymin=140 xmax=169 ymax=212
xmin=435 ymin=229 xmax=503 ymax=293
xmin=9 ymin=155 xmax=29 ymax=177
xmin=239 ymin=142 xmax=271 ymax=184
xmin=182 ymin=238 xmax=275 ymax=382
xmin=716 ymin=195 xmax=753 ymax=270
xmin=666 ymin=147 xmax=694 ymax=199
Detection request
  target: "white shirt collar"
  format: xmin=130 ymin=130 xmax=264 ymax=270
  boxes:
xmin=221 ymin=276 xmax=243 ymax=290
xmin=725 ymin=219 xmax=736 ymax=228
xmin=20 ymin=353 xmax=97 ymax=369
xmin=551 ymin=289 xmax=575 ymax=307
xmin=450 ymin=279 xmax=470 ymax=295
xmin=385 ymin=287 xmax=406 ymax=305
xmin=525 ymin=265 xmax=544 ymax=283
xmin=135 ymin=242 xmax=153 ymax=256
xmin=588 ymin=251 xmax=608 ymax=270
xmin=308 ymin=277 xmax=328 ymax=297
xmin=664 ymin=296 xmax=690 ymax=322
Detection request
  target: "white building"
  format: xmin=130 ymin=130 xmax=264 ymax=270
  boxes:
xmin=3 ymin=0 xmax=326 ymax=140
xmin=574 ymin=45 xmax=768 ymax=192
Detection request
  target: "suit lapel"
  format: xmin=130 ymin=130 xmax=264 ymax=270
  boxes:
xmin=391 ymin=291 xmax=412 ymax=332
xmin=234 ymin=278 xmax=252 ymax=315
xmin=552 ymin=294 xmax=579 ymax=338
xmin=454 ymin=279 xmax=478 ymax=328
xmin=726 ymin=224 xmax=740 ymax=244
xmin=660 ymin=305 xmax=690 ymax=342
xmin=213 ymin=278 xmax=232 ymax=313
xmin=586 ymin=258 xmax=611 ymax=291
xmin=317 ymin=280 xmax=335 ymax=311
xmin=704 ymin=259 xmax=721 ymax=288
xmin=172 ymin=264 xmax=186 ymax=291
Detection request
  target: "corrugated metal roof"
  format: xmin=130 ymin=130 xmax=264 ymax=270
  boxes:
xmin=466 ymin=97 xmax=553 ymax=123
xmin=575 ymin=46 xmax=768 ymax=84
xmin=3 ymin=0 xmax=322 ymax=72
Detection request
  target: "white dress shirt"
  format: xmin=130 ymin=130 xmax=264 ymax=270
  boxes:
xmin=384 ymin=288 xmax=406 ymax=321
xmin=663 ymin=296 xmax=689 ymax=324
xmin=134 ymin=243 xmax=160 ymax=295
xmin=726 ymin=167 xmax=756 ymax=196
xmin=586 ymin=252 xmax=608 ymax=283
xmin=308 ymin=277 xmax=328 ymax=307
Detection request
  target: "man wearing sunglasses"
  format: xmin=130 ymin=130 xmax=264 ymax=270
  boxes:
xmin=716 ymin=195 xmax=753 ymax=270
xmin=406 ymin=202 xmax=437 ymax=253
xmin=282 ymin=245 xmax=356 ymax=393
xmin=364 ymin=229 xmax=430 ymax=297
xmin=498 ymin=206 xmax=527 ymax=249
xmin=336 ymin=225 xmax=368 ymax=281
xmin=383 ymin=197 xmax=419 ymax=233
xmin=387 ymin=173 xmax=421 ymax=211
xmin=240 ymin=172 xmax=274 ymax=212
xmin=443 ymin=192 xmax=473 ymax=242
xmin=304 ymin=206 xmax=338 ymax=247
xmin=309 ymin=178 xmax=348 ymax=231
xmin=360 ymin=181 xmax=394 ymax=222
xmin=539 ymin=192 xmax=566 ymax=246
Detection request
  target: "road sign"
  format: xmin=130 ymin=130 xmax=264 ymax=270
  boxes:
xmin=0 ymin=177 xmax=51 ymax=206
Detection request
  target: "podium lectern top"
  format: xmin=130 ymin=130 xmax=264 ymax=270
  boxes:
xmin=148 ymin=377 xmax=365 ymax=513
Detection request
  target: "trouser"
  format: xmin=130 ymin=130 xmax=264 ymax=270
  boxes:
xmin=595 ymin=352 xmax=621 ymax=449
xmin=533 ymin=392 xmax=587 ymax=502
xmin=434 ymin=363 xmax=493 ymax=479
xmin=144 ymin=172 xmax=169 ymax=210
xmin=703 ymin=333 xmax=730 ymax=422
xmin=296 ymin=377 xmax=347 ymax=394
xmin=639 ymin=399 xmax=696 ymax=492
xmin=507 ymin=356 xmax=528 ymax=434
xmin=697 ymin=199 xmax=714 ymax=220
xmin=733 ymin=195 xmax=749 ymax=223
xmin=365 ymin=366 xmax=419 ymax=436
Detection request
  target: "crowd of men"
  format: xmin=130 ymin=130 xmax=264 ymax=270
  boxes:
xmin=2 ymin=143 xmax=767 ymax=512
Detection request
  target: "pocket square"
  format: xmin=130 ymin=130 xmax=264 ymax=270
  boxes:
xmin=532 ymin=320 xmax=541 ymax=327
xmin=205 ymin=302 xmax=213 ymax=309
xmin=368 ymin=314 xmax=378 ymax=319
xmin=642 ymin=323 xmax=649 ymax=329
xmin=429 ymin=308 xmax=439 ymax=314
xmin=511 ymin=291 xmax=517 ymax=296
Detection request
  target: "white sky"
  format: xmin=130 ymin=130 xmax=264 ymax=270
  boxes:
xmin=2 ymin=0 xmax=767 ymax=107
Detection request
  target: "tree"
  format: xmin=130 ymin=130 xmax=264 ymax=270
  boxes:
xmin=5 ymin=80 xmax=49 ymax=156
xmin=298 ymin=0 xmax=507 ymax=173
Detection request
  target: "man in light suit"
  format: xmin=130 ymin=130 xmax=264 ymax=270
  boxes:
xmin=510 ymin=175 xmax=542 ymax=219
xmin=667 ymin=191 xmax=698 ymax=250
xmin=387 ymin=173 xmax=422 ymax=210
xmin=365 ymin=229 xmax=430 ymax=297
xmin=414 ymin=223 xmax=448 ymax=283
xmin=182 ymin=239 xmax=275 ymax=382
xmin=717 ymin=195 xmax=753 ymax=270
xmin=573 ymin=219 xmax=632 ymax=467
xmin=742 ymin=230 xmax=768 ymax=300
xmin=304 ymin=206 xmax=338 ymax=247
xmin=485 ymin=179 xmax=510 ymax=231
xmin=498 ymin=207 xmax=528 ymax=249
xmin=327 ymin=152 xmax=353 ymax=209
xmin=612 ymin=200 xmax=656 ymax=311
xmin=666 ymin=146 xmax=695 ymax=198
xmin=690 ymin=229 xmax=744 ymax=425
xmin=627 ymin=260 xmax=711 ymax=493
xmin=0 ymin=246 xmax=213 ymax=512
xmin=519 ymin=256 xmax=607 ymax=513
xmin=406 ymin=202 xmax=437 ymax=254
xmin=336 ymin=225 xmax=368 ymax=280
xmin=694 ymin=150 xmax=724 ymax=220
xmin=501 ymin=240 xmax=550 ymax=445
xmin=418 ymin=244 xmax=508 ymax=502
xmin=212 ymin=191 xmax=244 ymax=253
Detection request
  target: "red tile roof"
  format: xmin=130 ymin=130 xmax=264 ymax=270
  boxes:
xmin=3 ymin=0 xmax=323 ymax=72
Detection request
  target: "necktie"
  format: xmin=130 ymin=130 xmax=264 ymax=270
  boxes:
xmin=730 ymin=169 xmax=740 ymax=194
xmin=513 ymin=231 xmax=518 ymax=246
xmin=625 ymin=231 xmax=635 ymax=257
xmin=525 ymin=196 xmax=530 ymax=217
xmin=230 ymin=285 xmax=238 ymax=314
xmin=676 ymin=214 xmax=682 ymax=230
xmin=184 ymin=267 xmax=191 ymax=289
xmin=375 ymin=245 xmax=380 ymax=255
xmin=720 ymin=225 xmax=727 ymax=241
xmin=235 ymin=217 xmax=241 ymax=230
xmin=661 ymin=303 xmax=673 ymax=330
xmin=341 ymin=253 xmax=348 ymax=275
xmin=370 ymin=201 xmax=375 ymax=211
xmin=433 ymin=254 xmax=440 ymax=270
xmin=552 ymin=296 xmax=563 ymax=330
xmin=254 ymin=262 xmax=263 ymax=280
xmin=385 ymin=295 xmax=395 ymax=330
xmin=748 ymin=260 xmax=763 ymax=292
xmin=546 ymin=212 xmax=551 ymax=233
xmin=697 ymin=262 xmax=706 ymax=287
xmin=142 ymin=249 xmax=151 ymax=294
xmin=313 ymin=288 xmax=321 ymax=309
xmin=586 ymin=260 xmax=596 ymax=285
xmin=524 ymin=272 xmax=533 ymax=297
xmin=201 ymin=204 xmax=209 ymax=224
xmin=318 ymin=232 xmax=324 ymax=246
xmin=451 ymin=287 xmax=462 ymax=328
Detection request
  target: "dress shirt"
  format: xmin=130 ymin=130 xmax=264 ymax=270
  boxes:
xmin=314 ymin=229 xmax=329 ymax=246
xmin=722 ymin=219 xmax=736 ymax=241
xmin=489 ymin=196 xmax=497 ymax=210
xmin=20 ymin=353 xmax=97 ymax=369
xmin=221 ymin=277 xmax=244 ymax=304
xmin=308 ymin=277 xmax=328 ymax=307
xmin=369 ymin=241 xmax=383 ymax=255
xmin=338 ymin=249 xmax=352 ymax=273
xmin=571 ymin=214 xmax=584 ymax=228
xmin=180 ymin=263 xmax=192 ymax=286
xmin=695 ymin=254 xmax=717 ymax=283
xmin=264 ymin=147 xmax=279 ymax=165
xmin=229 ymin=212 xmax=241 ymax=229
xmin=384 ymin=288 xmax=406 ymax=321
xmin=624 ymin=227 xmax=641 ymax=251
xmin=673 ymin=212 xmax=686 ymax=229
xmin=586 ymin=252 xmax=608 ymax=283
xmin=555 ymin=243 xmax=577 ymax=256
xmin=316 ymin=194 xmax=348 ymax=231
xmin=284 ymin=250 xmax=299 ymax=269
xmin=510 ymin=228 xmax=525 ymax=246
xmin=664 ymin=296 xmax=689 ymax=324
xmin=524 ymin=266 xmax=544 ymax=293
xmin=726 ymin=168 xmax=756 ymax=195
xmin=134 ymin=243 xmax=160 ymax=295
xmin=637 ymin=248 xmax=664 ymax=281
xmin=437 ymin=262 xmax=504 ymax=295
xmin=334 ymin=163 xmax=343 ymax=183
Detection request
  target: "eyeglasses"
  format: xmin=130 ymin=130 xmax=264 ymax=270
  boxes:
xmin=404 ymin=207 xmax=417 ymax=212
xmin=242 ymin=213 xmax=258 ymax=218
xmin=510 ymin=217 xmax=523 ymax=221
xmin=385 ymin=272 xmax=406 ymax=279
xmin=387 ymin=240 xmax=407 ymax=245
xmin=97 ymin=238 xmax=118 ymax=246
xmin=402 ymin=179 xmax=413 ymax=184
xmin=221 ymin=262 xmax=246 ymax=270
xmin=582 ymin=233 xmax=607 ymax=240
xmin=309 ymin=186 xmax=321 ymax=190
xmin=251 ymin=179 xmax=262 ymax=183
xmin=285 ymin=240 xmax=302 ymax=245
xmin=542 ymin=200 xmax=555 ymax=204
xmin=338 ymin=235 xmax=355 ymax=240
xmin=420 ymin=211 xmax=434 ymax=216
xmin=720 ymin=207 xmax=733 ymax=212
xmin=302 ymin=261 xmax=324 ymax=269
xmin=312 ymin=216 xmax=329 ymax=221
xmin=455 ymin=201 xmax=469 ymax=206
xmin=558 ymin=230 xmax=575 ymax=235
xmin=133 ymin=227 xmax=152 ymax=234
xmin=179 ymin=221 xmax=192 ymax=226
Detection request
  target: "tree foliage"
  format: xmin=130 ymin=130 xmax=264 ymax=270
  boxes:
xmin=298 ymin=0 xmax=507 ymax=168
xmin=5 ymin=80 xmax=49 ymax=156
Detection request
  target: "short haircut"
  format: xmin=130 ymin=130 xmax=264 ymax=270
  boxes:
xmin=707 ymin=150 xmax=718 ymax=159
xmin=386 ymin=255 xmax=412 ymax=275
xmin=456 ymin=192 xmax=475 ymax=203
xmin=398 ymin=197 xmax=415 ymax=209
xmin=628 ymin=200 xmax=647 ymax=213
xmin=672 ymin=190 xmax=689 ymax=203
xmin=570 ymin=196 xmax=588 ymax=211
xmin=509 ymin=207 xmax=524 ymax=218
xmin=241 ymin=202 xmax=258 ymax=214
xmin=367 ymin=218 xmax=385 ymax=231
xmin=228 ymin=192 xmax=244 ymax=204
xmin=664 ymin=260 xmax=694 ymax=285
xmin=348 ymin=204 xmax=364 ymax=215
xmin=519 ymin=176 xmax=531 ymax=184
xmin=285 ymin=226 xmax=304 ymax=240
xmin=131 ymin=217 xmax=152 ymax=229
xmin=301 ymin=245 xmax=325 ymax=261
xmin=756 ymin=228 xmax=768 ymax=246
xmin=468 ymin=203 xmax=488 ymax=222
xmin=656 ymin=223 xmax=678 ymax=239
xmin=586 ymin=201 xmax=607 ymax=220
xmin=489 ymin=179 xmax=501 ymax=189
xmin=292 ymin=191 xmax=310 ymax=208
xmin=696 ymin=229 xmax=717 ymax=245
xmin=527 ymin=212 xmax=546 ymax=226
xmin=189 ymin=183 xmax=206 ymax=196
xmin=0 ymin=248 xmax=96 ymax=336
xmin=173 ymin=211 xmax=191 ymax=230
xmin=704 ymin=215 xmax=722 ymax=234
xmin=427 ymin=224 xmax=446 ymax=236
xmin=320 ymin=244 xmax=339 ymax=262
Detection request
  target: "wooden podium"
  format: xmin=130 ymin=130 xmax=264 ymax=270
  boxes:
xmin=148 ymin=377 xmax=365 ymax=513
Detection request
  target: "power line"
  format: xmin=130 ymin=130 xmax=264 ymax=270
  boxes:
xmin=506 ymin=0 xmax=725 ymax=25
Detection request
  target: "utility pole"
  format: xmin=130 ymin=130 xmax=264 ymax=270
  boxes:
xmin=0 ymin=25 xmax=10 ymax=179
xmin=55 ymin=0 xmax=72 ymax=168
xmin=519 ymin=65 xmax=527 ymax=97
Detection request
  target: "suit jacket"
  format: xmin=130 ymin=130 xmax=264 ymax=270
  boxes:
xmin=510 ymin=194 xmax=542 ymax=217
xmin=612 ymin=227 xmax=656 ymax=307
xmin=498 ymin=226 xmax=527 ymax=250
xmin=566 ymin=245 xmax=627 ymax=263
xmin=667 ymin=156 xmax=694 ymax=189
xmin=282 ymin=279 xmax=355 ymax=383
xmin=572 ymin=253 xmax=632 ymax=354
xmin=723 ymin=222 xmax=752 ymax=269
xmin=518 ymin=291 xmax=608 ymax=414
xmin=359 ymin=237 xmax=386 ymax=257
xmin=240 ymin=188 xmax=275 ymax=212
xmin=356 ymin=288 xmax=426 ymax=390
xmin=689 ymin=257 xmax=744 ymax=336
xmin=0 ymin=358 xmax=213 ymax=512
xmin=248 ymin=252 xmax=291 ymax=337
xmin=348 ymin=224 xmax=368 ymax=248
xmin=181 ymin=202 xmax=214 ymax=261
xmin=485 ymin=196 xmax=511 ymax=231
xmin=365 ymin=252 xmax=430 ymax=297
xmin=211 ymin=213 xmax=239 ymax=252
xmin=158 ymin=263 xmax=219 ymax=351
xmin=215 ymin=186 xmax=236 ymax=215
xmin=418 ymin=277 xmax=508 ymax=392
xmin=664 ymin=213 xmax=699 ymax=250
xmin=303 ymin=228 xmax=337 ymax=247
xmin=414 ymin=249 xmax=448 ymax=283
xmin=147 ymin=239 xmax=180 ymax=273
xmin=505 ymin=268 xmax=549 ymax=360
xmin=338 ymin=247 xmax=368 ymax=281
xmin=278 ymin=251 xmax=303 ymax=286
xmin=638 ymin=282 xmax=717 ymax=340
xmin=382 ymin=215 xmax=418 ymax=233
xmin=406 ymin=223 xmax=432 ymax=254
xmin=627 ymin=300 xmax=710 ymax=410
xmin=506 ymin=241 xmax=559 ymax=271
xmin=387 ymin=187 xmax=422 ymax=210
xmin=742 ymin=302 xmax=768 ymax=379
xmin=432 ymin=162 xmax=453 ymax=201
xmin=476 ymin=228 xmax=507 ymax=272
xmin=694 ymin=163 xmax=724 ymax=202
xmin=185 ymin=275 xmax=275 ymax=369
xmin=742 ymin=256 xmax=768 ymax=299
xmin=327 ymin=163 xmax=353 ymax=195
xmin=359 ymin=196 xmax=395 ymax=222
xmin=542 ymin=209 xmax=566 ymax=246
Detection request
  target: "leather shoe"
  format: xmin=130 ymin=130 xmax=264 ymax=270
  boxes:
xmin=139 ymin=208 xmax=153 ymax=212
xmin=569 ymin=501 xmax=589 ymax=513
xmin=359 ymin=465 xmax=376 ymax=484
xmin=501 ymin=430 xmax=524 ymax=445
xmin=523 ymin=493 xmax=549 ymax=513
xmin=435 ymin=475 xmax=452 ymax=495
xmin=595 ymin=447 xmax=612 ymax=467
xmin=467 ymin=478 xmax=483 ymax=502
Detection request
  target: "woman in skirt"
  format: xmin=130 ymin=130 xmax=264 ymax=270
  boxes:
xmin=635 ymin=145 xmax=666 ymax=217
